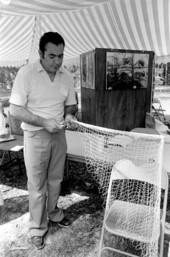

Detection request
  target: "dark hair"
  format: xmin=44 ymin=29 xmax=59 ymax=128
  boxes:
xmin=39 ymin=32 xmax=65 ymax=54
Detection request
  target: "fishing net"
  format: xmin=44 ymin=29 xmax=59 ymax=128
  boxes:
xmin=74 ymin=121 xmax=164 ymax=257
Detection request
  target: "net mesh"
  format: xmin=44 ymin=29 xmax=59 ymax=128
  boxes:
xmin=74 ymin=121 xmax=164 ymax=257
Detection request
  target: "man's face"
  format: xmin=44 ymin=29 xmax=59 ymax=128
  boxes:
xmin=39 ymin=42 xmax=64 ymax=74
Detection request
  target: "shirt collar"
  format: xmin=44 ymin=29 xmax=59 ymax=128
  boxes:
xmin=36 ymin=60 xmax=44 ymax=72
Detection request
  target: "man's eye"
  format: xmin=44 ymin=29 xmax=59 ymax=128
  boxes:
xmin=49 ymin=55 xmax=63 ymax=59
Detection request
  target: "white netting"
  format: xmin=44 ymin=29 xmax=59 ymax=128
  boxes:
xmin=74 ymin=121 xmax=164 ymax=257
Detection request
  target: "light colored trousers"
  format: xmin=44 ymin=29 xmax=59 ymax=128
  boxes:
xmin=24 ymin=129 xmax=67 ymax=237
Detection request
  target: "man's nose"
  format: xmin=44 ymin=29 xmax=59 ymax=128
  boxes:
xmin=54 ymin=57 xmax=62 ymax=63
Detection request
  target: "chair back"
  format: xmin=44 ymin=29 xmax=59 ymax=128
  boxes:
xmin=111 ymin=159 xmax=161 ymax=187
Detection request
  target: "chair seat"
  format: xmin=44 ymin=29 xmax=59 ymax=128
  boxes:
xmin=105 ymin=200 xmax=160 ymax=243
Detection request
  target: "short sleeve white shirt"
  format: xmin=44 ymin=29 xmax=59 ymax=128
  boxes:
xmin=10 ymin=60 xmax=77 ymax=131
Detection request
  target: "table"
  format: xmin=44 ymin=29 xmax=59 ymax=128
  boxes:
xmin=0 ymin=135 xmax=24 ymax=167
xmin=0 ymin=135 xmax=23 ymax=152
xmin=65 ymin=130 xmax=85 ymax=178
xmin=1 ymin=129 xmax=169 ymax=178
xmin=0 ymin=131 xmax=85 ymax=174
xmin=65 ymin=130 xmax=85 ymax=163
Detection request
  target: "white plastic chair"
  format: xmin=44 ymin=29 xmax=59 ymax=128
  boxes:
xmin=98 ymin=159 xmax=168 ymax=257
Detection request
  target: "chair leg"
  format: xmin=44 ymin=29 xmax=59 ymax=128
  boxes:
xmin=98 ymin=224 xmax=141 ymax=257
xmin=159 ymin=223 xmax=165 ymax=257
xmin=98 ymin=224 xmax=106 ymax=257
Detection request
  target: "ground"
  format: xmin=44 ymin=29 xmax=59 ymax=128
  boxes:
xmin=0 ymin=160 xmax=105 ymax=257
xmin=1 ymin=158 xmax=170 ymax=257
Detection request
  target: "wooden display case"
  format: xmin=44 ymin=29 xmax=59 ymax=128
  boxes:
xmin=80 ymin=48 xmax=154 ymax=131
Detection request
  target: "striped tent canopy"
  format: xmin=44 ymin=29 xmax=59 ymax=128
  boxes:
xmin=0 ymin=0 xmax=170 ymax=67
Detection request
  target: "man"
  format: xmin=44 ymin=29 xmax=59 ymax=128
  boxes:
xmin=10 ymin=32 xmax=77 ymax=250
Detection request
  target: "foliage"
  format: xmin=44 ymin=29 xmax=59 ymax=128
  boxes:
xmin=0 ymin=67 xmax=19 ymax=89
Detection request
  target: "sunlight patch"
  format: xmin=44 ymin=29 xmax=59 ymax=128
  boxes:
xmin=58 ymin=193 xmax=89 ymax=209
xmin=0 ymin=184 xmax=28 ymax=200
xmin=0 ymin=212 xmax=29 ymax=242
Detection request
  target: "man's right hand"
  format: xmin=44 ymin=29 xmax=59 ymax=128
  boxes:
xmin=10 ymin=104 xmax=66 ymax=132
xmin=42 ymin=119 xmax=66 ymax=133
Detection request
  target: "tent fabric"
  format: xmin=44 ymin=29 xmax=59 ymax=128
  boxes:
xmin=0 ymin=0 xmax=106 ymax=16
xmin=0 ymin=0 xmax=170 ymax=67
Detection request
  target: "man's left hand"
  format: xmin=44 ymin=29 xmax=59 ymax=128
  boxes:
xmin=64 ymin=115 xmax=77 ymax=130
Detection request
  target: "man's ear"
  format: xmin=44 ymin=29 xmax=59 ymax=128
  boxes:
xmin=39 ymin=49 xmax=43 ymax=59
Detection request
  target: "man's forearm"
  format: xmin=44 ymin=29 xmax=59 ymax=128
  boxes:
xmin=64 ymin=105 xmax=78 ymax=129
xmin=65 ymin=105 xmax=77 ymax=117
xmin=10 ymin=104 xmax=45 ymax=127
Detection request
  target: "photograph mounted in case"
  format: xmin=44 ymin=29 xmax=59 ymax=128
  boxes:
xmin=81 ymin=51 xmax=95 ymax=89
xmin=106 ymin=52 xmax=149 ymax=90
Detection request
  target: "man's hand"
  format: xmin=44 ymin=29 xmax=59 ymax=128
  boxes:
xmin=42 ymin=119 xmax=66 ymax=133
xmin=64 ymin=114 xmax=77 ymax=130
